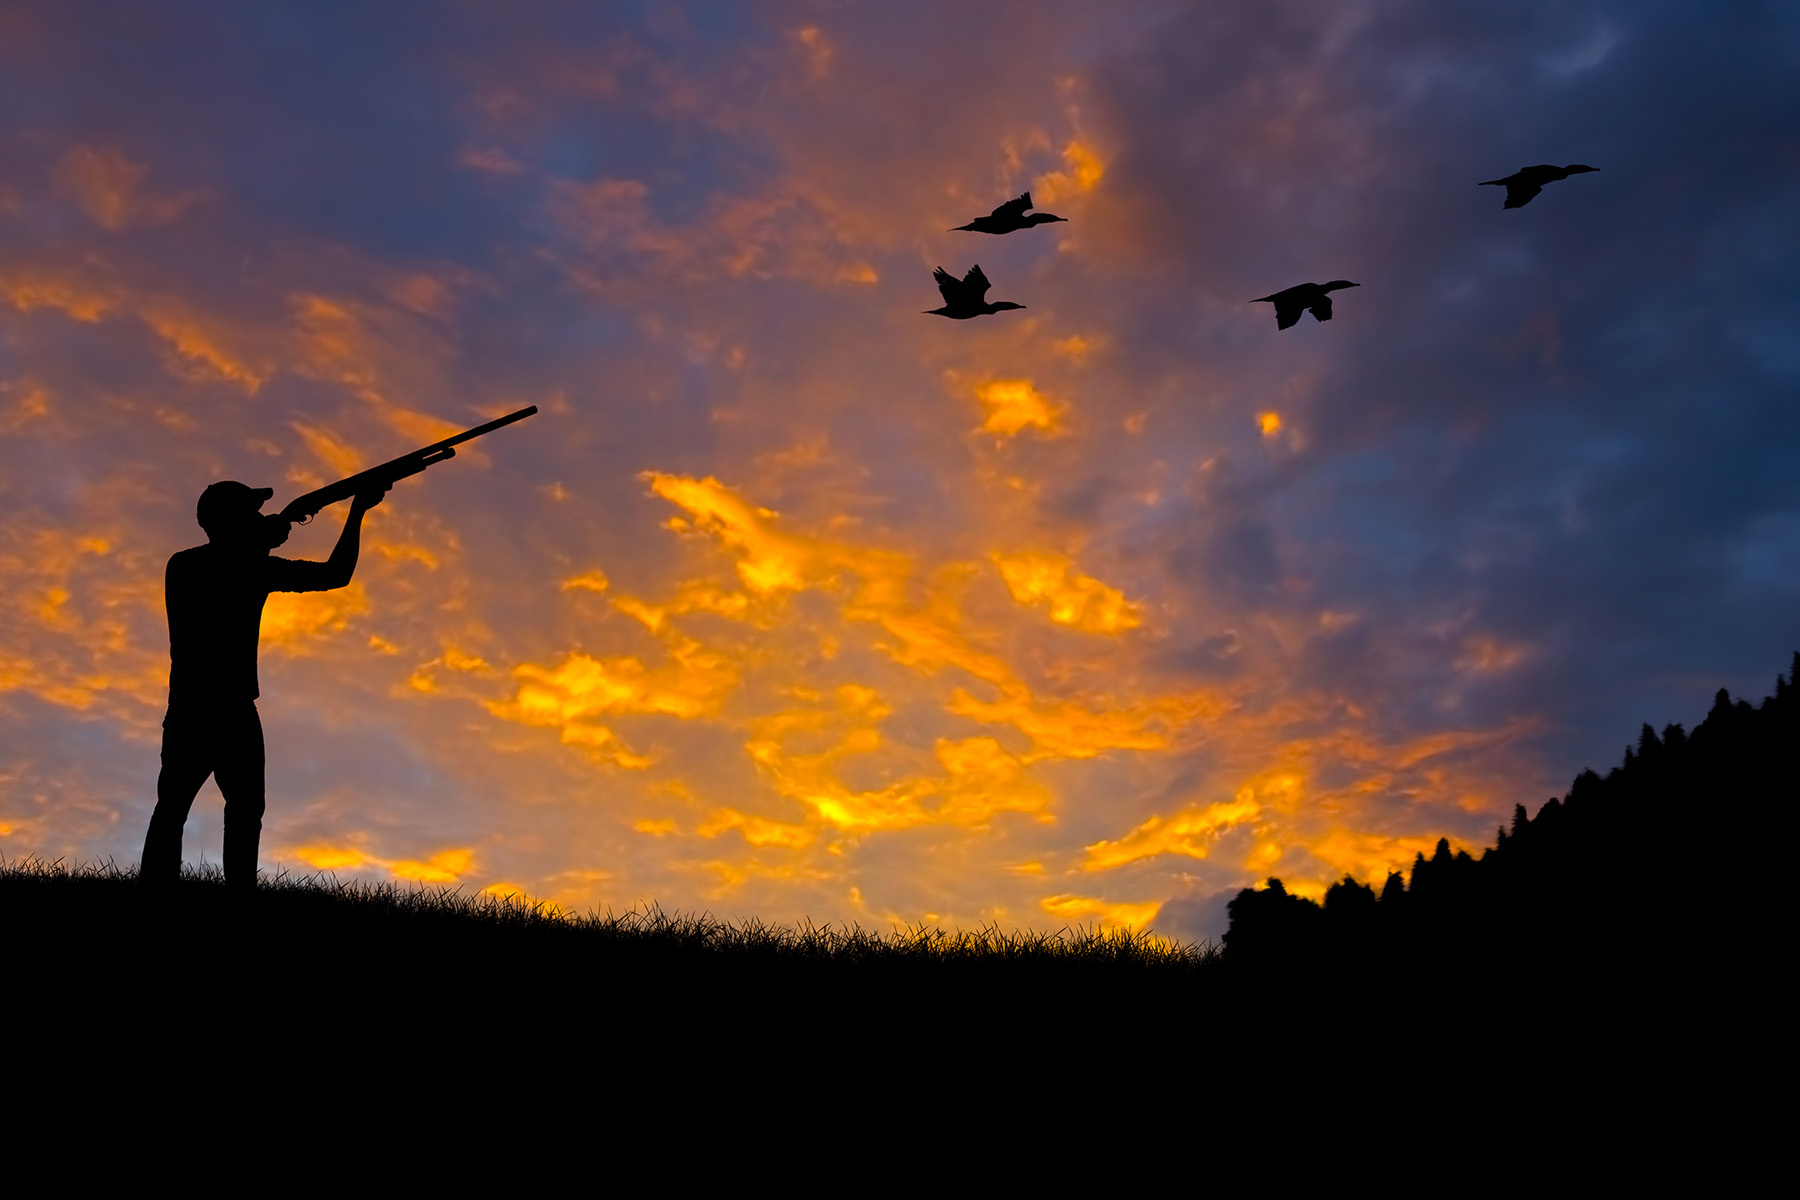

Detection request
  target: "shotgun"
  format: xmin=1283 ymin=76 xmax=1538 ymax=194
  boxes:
xmin=277 ymin=405 xmax=538 ymax=525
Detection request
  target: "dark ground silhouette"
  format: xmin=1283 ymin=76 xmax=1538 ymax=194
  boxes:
xmin=12 ymin=654 xmax=1783 ymax=1145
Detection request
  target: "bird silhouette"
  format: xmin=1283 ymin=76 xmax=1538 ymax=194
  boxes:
xmin=1251 ymin=281 xmax=1359 ymax=330
xmin=1479 ymin=164 xmax=1599 ymax=209
xmin=925 ymin=265 xmax=1026 ymax=319
xmin=950 ymin=192 xmax=1066 ymax=235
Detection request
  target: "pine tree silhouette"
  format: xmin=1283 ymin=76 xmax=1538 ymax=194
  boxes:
xmin=1220 ymin=653 xmax=1797 ymax=986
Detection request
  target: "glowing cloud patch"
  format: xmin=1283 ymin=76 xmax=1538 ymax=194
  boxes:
xmin=1083 ymin=791 xmax=1262 ymax=870
xmin=975 ymin=380 xmax=1063 ymax=438
xmin=498 ymin=643 xmax=736 ymax=722
xmin=389 ymin=848 xmax=474 ymax=883
xmin=291 ymin=421 xmax=365 ymax=479
xmin=644 ymin=471 xmax=1211 ymax=765
xmin=1034 ymin=141 xmax=1105 ymax=203
xmin=992 ymin=552 xmax=1142 ymax=633
xmin=141 ymin=310 xmax=263 ymax=391
xmin=1305 ymin=829 xmax=1448 ymax=887
xmin=699 ymin=807 xmax=816 ymax=848
xmin=561 ymin=569 xmax=611 ymax=593
xmin=0 ymin=274 xmax=117 ymax=321
xmin=644 ymin=473 xmax=825 ymax=595
xmin=1040 ymin=893 xmax=1160 ymax=931
xmin=52 ymin=144 xmax=205 ymax=230
xmin=738 ymin=688 xmax=1050 ymax=835
xmin=488 ymin=633 xmax=739 ymax=769
xmin=289 ymin=844 xmax=370 ymax=871
xmin=259 ymin=582 xmax=369 ymax=649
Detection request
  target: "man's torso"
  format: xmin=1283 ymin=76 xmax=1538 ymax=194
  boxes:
xmin=165 ymin=545 xmax=334 ymax=706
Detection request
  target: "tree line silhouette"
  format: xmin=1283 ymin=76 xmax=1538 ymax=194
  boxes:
xmin=1223 ymin=654 xmax=1796 ymax=978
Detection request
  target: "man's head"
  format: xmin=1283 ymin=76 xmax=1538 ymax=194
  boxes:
xmin=197 ymin=481 xmax=288 ymax=549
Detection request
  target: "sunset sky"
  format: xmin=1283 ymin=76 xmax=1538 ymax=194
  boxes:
xmin=3 ymin=1 xmax=1796 ymax=941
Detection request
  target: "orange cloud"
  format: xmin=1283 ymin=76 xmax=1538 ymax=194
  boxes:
xmin=1083 ymin=791 xmax=1263 ymax=871
xmin=289 ymin=844 xmax=371 ymax=871
xmin=736 ymin=686 xmax=1050 ymax=835
xmin=287 ymin=843 xmax=475 ymax=884
xmin=561 ymin=569 xmax=611 ymax=594
xmin=260 ymin=582 xmax=370 ymax=650
xmin=1033 ymin=141 xmax=1105 ymax=203
xmin=1039 ymin=893 xmax=1160 ymax=931
xmin=644 ymin=472 xmax=1213 ymax=765
xmin=52 ymin=144 xmax=206 ymax=230
xmin=992 ymin=552 xmax=1142 ymax=633
xmin=1 ymin=273 xmax=118 ymax=322
xmin=974 ymin=379 xmax=1063 ymax=437
xmin=699 ymin=807 xmax=816 ymax=848
xmin=390 ymin=848 xmax=474 ymax=883
xmin=1 ymin=268 xmax=263 ymax=390
xmin=488 ymin=629 xmax=739 ymax=769
xmin=0 ymin=527 xmax=167 ymax=719
xmin=1305 ymin=829 xmax=1450 ymax=885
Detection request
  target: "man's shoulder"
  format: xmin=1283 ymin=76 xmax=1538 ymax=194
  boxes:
xmin=166 ymin=544 xmax=213 ymax=576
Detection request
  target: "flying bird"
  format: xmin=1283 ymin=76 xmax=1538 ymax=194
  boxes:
xmin=1251 ymin=281 xmax=1359 ymax=330
xmin=1479 ymin=164 xmax=1599 ymax=209
xmin=925 ymin=264 xmax=1026 ymax=319
xmin=950 ymin=192 xmax=1067 ymax=235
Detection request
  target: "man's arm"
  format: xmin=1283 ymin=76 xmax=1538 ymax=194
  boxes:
xmin=268 ymin=485 xmax=389 ymax=593
xmin=318 ymin=487 xmax=387 ymax=589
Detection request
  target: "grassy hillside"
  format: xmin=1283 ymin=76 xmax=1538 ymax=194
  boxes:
xmin=9 ymin=660 xmax=1786 ymax=1123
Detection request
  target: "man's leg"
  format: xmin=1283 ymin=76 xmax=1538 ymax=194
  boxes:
xmin=142 ymin=713 xmax=212 ymax=886
xmin=215 ymin=705 xmax=266 ymax=891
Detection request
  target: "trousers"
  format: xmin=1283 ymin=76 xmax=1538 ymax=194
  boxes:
xmin=141 ymin=703 xmax=266 ymax=888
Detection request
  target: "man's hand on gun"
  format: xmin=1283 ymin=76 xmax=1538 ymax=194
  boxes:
xmin=351 ymin=480 xmax=392 ymax=514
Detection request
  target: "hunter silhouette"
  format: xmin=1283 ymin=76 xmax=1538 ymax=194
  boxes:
xmin=140 ymin=478 xmax=389 ymax=890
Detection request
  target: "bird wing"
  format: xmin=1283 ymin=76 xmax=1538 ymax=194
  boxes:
xmin=991 ymin=193 xmax=1032 ymax=220
xmin=1308 ymin=295 xmax=1334 ymax=323
xmin=933 ymin=266 xmax=961 ymax=305
xmin=1503 ymin=180 xmax=1543 ymax=208
xmin=963 ymin=264 xmax=992 ymax=302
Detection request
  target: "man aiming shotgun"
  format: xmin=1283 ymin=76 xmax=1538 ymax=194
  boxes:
xmin=139 ymin=406 xmax=537 ymax=891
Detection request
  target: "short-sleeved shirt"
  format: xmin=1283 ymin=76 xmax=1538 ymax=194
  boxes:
xmin=165 ymin=544 xmax=342 ymax=707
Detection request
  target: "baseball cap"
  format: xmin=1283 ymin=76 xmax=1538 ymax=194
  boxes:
xmin=196 ymin=480 xmax=275 ymax=531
